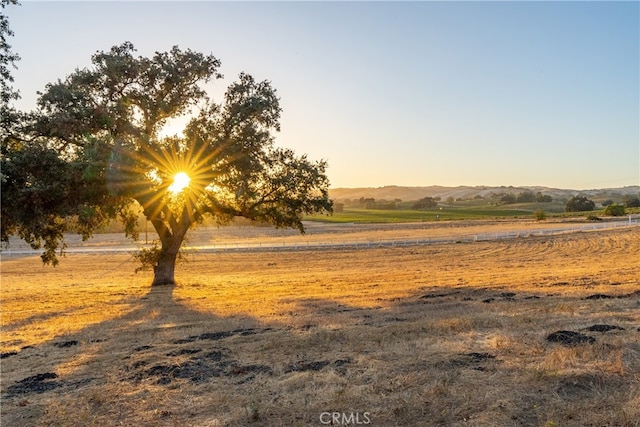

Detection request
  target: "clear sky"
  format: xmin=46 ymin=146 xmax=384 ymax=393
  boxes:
xmin=5 ymin=1 xmax=640 ymax=190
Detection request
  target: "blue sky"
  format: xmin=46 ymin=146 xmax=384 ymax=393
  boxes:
xmin=6 ymin=1 xmax=639 ymax=189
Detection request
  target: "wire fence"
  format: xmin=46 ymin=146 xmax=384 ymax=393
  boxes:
xmin=194 ymin=219 xmax=639 ymax=253
xmin=2 ymin=218 xmax=637 ymax=257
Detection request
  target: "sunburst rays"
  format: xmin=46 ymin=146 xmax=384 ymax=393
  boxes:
xmin=108 ymin=135 xmax=230 ymax=227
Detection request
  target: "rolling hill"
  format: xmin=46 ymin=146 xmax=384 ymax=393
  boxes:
xmin=329 ymin=185 xmax=640 ymax=203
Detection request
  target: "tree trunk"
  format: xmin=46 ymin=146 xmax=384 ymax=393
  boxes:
xmin=147 ymin=208 xmax=191 ymax=287
xmin=152 ymin=248 xmax=179 ymax=286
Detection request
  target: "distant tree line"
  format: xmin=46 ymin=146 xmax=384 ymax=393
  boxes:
xmin=341 ymin=197 xmax=401 ymax=210
xmin=332 ymin=192 xmax=638 ymax=214
xmin=498 ymin=191 xmax=553 ymax=205
xmin=599 ymin=194 xmax=640 ymax=217
xmin=565 ymin=193 xmax=639 ymax=214
xmin=412 ymin=197 xmax=438 ymax=210
xmin=622 ymin=195 xmax=640 ymax=208
xmin=601 ymin=195 xmax=639 ymax=208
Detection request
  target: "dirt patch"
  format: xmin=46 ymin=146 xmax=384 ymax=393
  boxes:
xmin=586 ymin=324 xmax=625 ymax=333
xmin=584 ymin=294 xmax=614 ymax=300
xmin=166 ymin=348 xmax=202 ymax=356
xmin=4 ymin=372 xmax=96 ymax=399
xmin=436 ymin=352 xmax=498 ymax=372
xmin=546 ymin=331 xmax=596 ymax=345
xmin=53 ymin=340 xmax=79 ymax=348
xmin=127 ymin=333 xmax=276 ymax=387
xmin=284 ymin=359 xmax=352 ymax=374
xmin=419 ymin=291 xmax=461 ymax=299
xmin=129 ymin=351 xmax=272 ymax=385
xmin=585 ymin=291 xmax=640 ymax=300
xmin=5 ymin=373 xmax=62 ymax=396
xmin=172 ymin=328 xmax=272 ymax=344
xmin=0 ymin=351 xmax=18 ymax=359
xmin=481 ymin=292 xmax=518 ymax=303
xmin=284 ymin=360 xmax=329 ymax=373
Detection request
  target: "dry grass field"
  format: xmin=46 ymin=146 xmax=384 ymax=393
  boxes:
xmin=1 ymin=225 xmax=639 ymax=426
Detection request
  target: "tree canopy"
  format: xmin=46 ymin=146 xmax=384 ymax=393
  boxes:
xmin=565 ymin=196 xmax=595 ymax=213
xmin=622 ymin=195 xmax=640 ymax=208
xmin=1 ymin=42 xmax=333 ymax=285
xmin=412 ymin=196 xmax=438 ymax=210
xmin=1 ymin=0 xmax=20 ymax=106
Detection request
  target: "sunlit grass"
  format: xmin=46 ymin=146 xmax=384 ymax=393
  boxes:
xmin=308 ymin=206 xmax=550 ymax=223
xmin=1 ymin=227 xmax=639 ymax=426
xmin=0 ymin=255 xmax=149 ymax=350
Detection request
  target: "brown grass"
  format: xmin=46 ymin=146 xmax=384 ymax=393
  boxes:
xmin=1 ymin=226 xmax=639 ymax=426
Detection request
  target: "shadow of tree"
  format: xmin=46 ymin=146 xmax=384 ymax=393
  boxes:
xmin=1 ymin=283 xmax=277 ymax=424
xmin=2 ymin=279 xmax=638 ymax=426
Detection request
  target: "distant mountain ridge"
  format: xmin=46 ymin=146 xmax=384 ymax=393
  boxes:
xmin=329 ymin=185 xmax=640 ymax=202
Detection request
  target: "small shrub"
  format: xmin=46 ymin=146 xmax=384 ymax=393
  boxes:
xmin=534 ymin=210 xmax=547 ymax=221
xmin=604 ymin=204 xmax=626 ymax=216
xmin=586 ymin=214 xmax=602 ymax=221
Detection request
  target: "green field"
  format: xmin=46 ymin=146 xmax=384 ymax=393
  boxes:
xmin=307 ymin=206 xmax=534 ymax=223
xmin=307 ymin=205 xmax=640 ymax=224
xmin=92 ymin=203 xmax=639 ymax=232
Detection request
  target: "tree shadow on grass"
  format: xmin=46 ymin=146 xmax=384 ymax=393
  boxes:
xmin=0 ymin=283 xmax=278 ymax=425
xmin=2 ymin=283 xmax=409 ymax=425
xmin=2 ymin=280 xmax=638 ymax=426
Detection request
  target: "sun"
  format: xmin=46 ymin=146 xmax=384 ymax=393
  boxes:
xmin=168 ymin=172 xmax=191 ymax=194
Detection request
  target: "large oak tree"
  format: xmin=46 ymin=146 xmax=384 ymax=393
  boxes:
xmin=1 ymin=42 xmax=332 ymax=285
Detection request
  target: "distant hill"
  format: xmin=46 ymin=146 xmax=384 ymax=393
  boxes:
xmin=329 ymin=185 xmax=640 ymax=203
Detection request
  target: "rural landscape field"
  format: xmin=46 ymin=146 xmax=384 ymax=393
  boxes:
xmin=2 ymin=220 xmax=639 ymax=426
xmin=2 ymin=1 xmax=639 ymax=426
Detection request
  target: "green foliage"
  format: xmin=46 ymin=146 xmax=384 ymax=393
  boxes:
xmin=603 ymin=204 xmax=625 ymax=216
xmin=1 ymin=0 xmax=21 ymax=106
xmin=131 ymin=243 xmax=186 ymax=273
xmin=534 ymin=209 xmax=547 ymax=221
xmin=1 ymin=142 xmax=97 ymax=264
xmin=2 ymin=42 xmax=332 ymax=284
xmin=498 ymin=191 xmax=552 ymax=205
xmin=516 ymin=191 xmax=535 ymax=203
xmin=356 ymin=197 xmax=375 ymax=208
xmin=586 ymin=214 xmax=602 ymax=221
xmin=622 ymin=195 xmax=640 ymax=208
xmin=500 ymin=193 xmax=516 ymax=204
xmin=412 ymin=196 xmax=438 ymax=210
xmin=308 ymin=206 xmax=533 ymax=223
xmin=565 ymin=196 xmax=595 ymax=212
xmin=373 ymin=201 xmax=398 ymax=210
xmin=535 ymin=192 xmax=553 ymax=203
xmin=351 ymin=197 xmax=398 ymax=210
